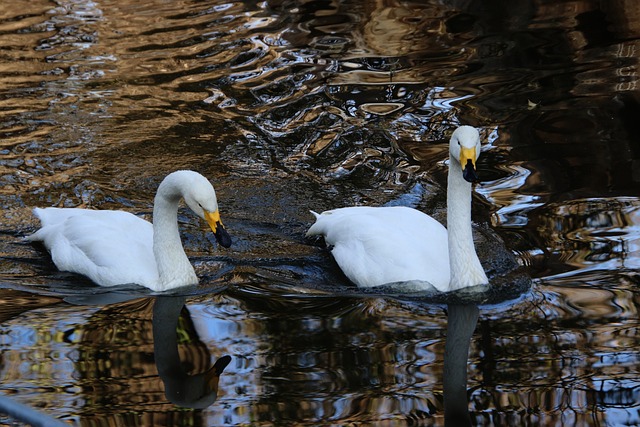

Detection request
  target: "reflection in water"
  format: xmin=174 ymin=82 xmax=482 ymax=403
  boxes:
xmin=443 ymin=304 xmax=478 ymax=427
xmin=533 ymin=198 xmax=640 ymax=278
xmin=504 ymin=197 xmax=640 ymax=281
xmin=1 ymin=0 xmax=640 ymax=425
xmin=70 ymin=297 xmax=231 ymax=424
xmin=153 ymin=296 xmax=231 ymax=409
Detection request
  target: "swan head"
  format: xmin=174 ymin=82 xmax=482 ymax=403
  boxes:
xmin=166 ymin=171 xmax=232 ymax=248
xmin=450 ymin=126 xmax=482 ymax=183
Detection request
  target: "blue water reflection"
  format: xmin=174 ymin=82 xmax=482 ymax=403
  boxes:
xmin=1 ymin=0 xmax=640 ymax=425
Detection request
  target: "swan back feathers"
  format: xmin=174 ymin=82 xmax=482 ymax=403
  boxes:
xmin=307 ymin=206 xmax=451 ymax=290
xmin=28 ymin=207 xmax=158 ymax=287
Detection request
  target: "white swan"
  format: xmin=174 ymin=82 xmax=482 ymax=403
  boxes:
xmin=27 ymin=170 xmax=231 ymax=292
xmin=306 ymin=125 xmax=489 ymax=292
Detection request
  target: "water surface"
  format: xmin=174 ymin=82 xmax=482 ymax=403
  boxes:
xmin=1 ymin=0 xmax=640 ymax=425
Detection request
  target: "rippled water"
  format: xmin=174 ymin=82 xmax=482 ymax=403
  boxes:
xmin=1 ymin=0 xmax=640 ymax=426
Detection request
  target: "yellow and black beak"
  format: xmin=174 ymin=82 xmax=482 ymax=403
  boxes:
xmin=460 ymin=146 xmax=479 ymax=183
xmin=204 ymin=210 xmax=232 ymax=248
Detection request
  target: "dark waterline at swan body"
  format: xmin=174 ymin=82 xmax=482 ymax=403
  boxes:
xmin=0 ymin=0 xmax=640 ymax=425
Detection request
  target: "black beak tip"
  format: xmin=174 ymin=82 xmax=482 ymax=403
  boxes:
xmin=214 ymin=224 xmax=232 ymax=248
xmin=213 ymin=355 xmax=232 ymax=375
xmin=463 ymin=159 xmax=479 ymax=183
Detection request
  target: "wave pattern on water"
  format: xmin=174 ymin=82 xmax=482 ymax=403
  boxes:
xmin=1 ymin=0 xmax=640 ymax=426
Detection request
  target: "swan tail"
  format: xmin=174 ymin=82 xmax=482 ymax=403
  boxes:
xmin=306 ymin=210 xmax=326 ymax=237
xmin=305 ymin=211 xmax=325 ymax=237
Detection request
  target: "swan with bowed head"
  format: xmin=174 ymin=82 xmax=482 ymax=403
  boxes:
xmin=28 ymin=170 xmax=232 ymax=292
xmin=306 ymin=125 xmax=489 ymax=292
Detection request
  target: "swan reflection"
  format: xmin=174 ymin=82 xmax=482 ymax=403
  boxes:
xmin=444 ymin=304 xmax=479 ymax=426
xmin=153 ymin=296 xmax=231 ymax=409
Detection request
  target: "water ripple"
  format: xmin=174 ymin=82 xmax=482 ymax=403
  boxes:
xmin=2 ymin=1 xmax=640 ymax=425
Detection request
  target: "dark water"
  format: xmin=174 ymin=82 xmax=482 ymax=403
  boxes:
xmin=1 ymin=0 xmax=640 ymax=425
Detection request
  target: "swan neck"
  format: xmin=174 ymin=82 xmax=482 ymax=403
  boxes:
xmin=447 ymin=160 xmax=474 ymax=252
xmin=446 ymin=159 xmax=487 ymax=290
xmin=153 ymin=182 xmax=197 ymax=289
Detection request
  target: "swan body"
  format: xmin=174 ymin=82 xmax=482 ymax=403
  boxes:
xmin=27 ymin=170 xmax=231 ymax=292
xmin=306 ymin=125 xmax=489 ymax=292
xmin=307 ymin=206 xmax=450 ymax=289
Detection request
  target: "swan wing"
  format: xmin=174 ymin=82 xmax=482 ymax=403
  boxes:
xmin=28 ymin=208 xmax=159 ymax=287
xmin=307 ymin=206 xmax=450 ymax=290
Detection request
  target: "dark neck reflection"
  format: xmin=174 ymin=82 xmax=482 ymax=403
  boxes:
xmin=152 ymin=296 xmax=231 ymax=410
xmin=444 ymin=304 xmax=479 ymax=426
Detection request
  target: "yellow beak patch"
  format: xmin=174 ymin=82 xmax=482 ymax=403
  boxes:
xmin=460 ymin=146 xmax=477 ymax=168
xmin=204 ymin=209 xmax=222 ymax=233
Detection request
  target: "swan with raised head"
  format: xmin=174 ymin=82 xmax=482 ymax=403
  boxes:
xmin=27 ymin=170 xmax=232 ymax=292
xmin=306 ymin=125 xmax=489 ymax=292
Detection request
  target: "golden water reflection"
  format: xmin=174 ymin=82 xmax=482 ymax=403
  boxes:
xmin=531 ymin=198 xmax=640 ymax=278
xmin=1 ymin=0 xmax=640 ymax=425
xmin=0 ymin=293 xmax=233 ymax=425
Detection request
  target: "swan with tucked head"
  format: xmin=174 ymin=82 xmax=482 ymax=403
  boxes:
xmin=28 ymin=170 xmax=232 ymax=292
xmin=306 ymin=125 xmax=489 ymax=292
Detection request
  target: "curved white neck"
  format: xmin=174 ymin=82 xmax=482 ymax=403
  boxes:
xmin=152 ymin=180 xmax=197 ymax=290
xmin=447 ymin=160 xmax=488 ymax=291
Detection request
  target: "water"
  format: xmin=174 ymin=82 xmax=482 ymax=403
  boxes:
xmin=0 ymin=0 xmax=639 ymax=425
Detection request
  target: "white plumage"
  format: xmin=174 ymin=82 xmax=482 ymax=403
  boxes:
xmin=306 ymin=126 xmax=489 ymax=293
xmin=27 ymin=170 xmax=231 ymax=292
xmin=307 ymin=206 xmax=450 ymax=289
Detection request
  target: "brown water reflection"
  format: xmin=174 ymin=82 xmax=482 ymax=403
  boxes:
xmin=1 ymin=0 xmax=640 ymax=425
